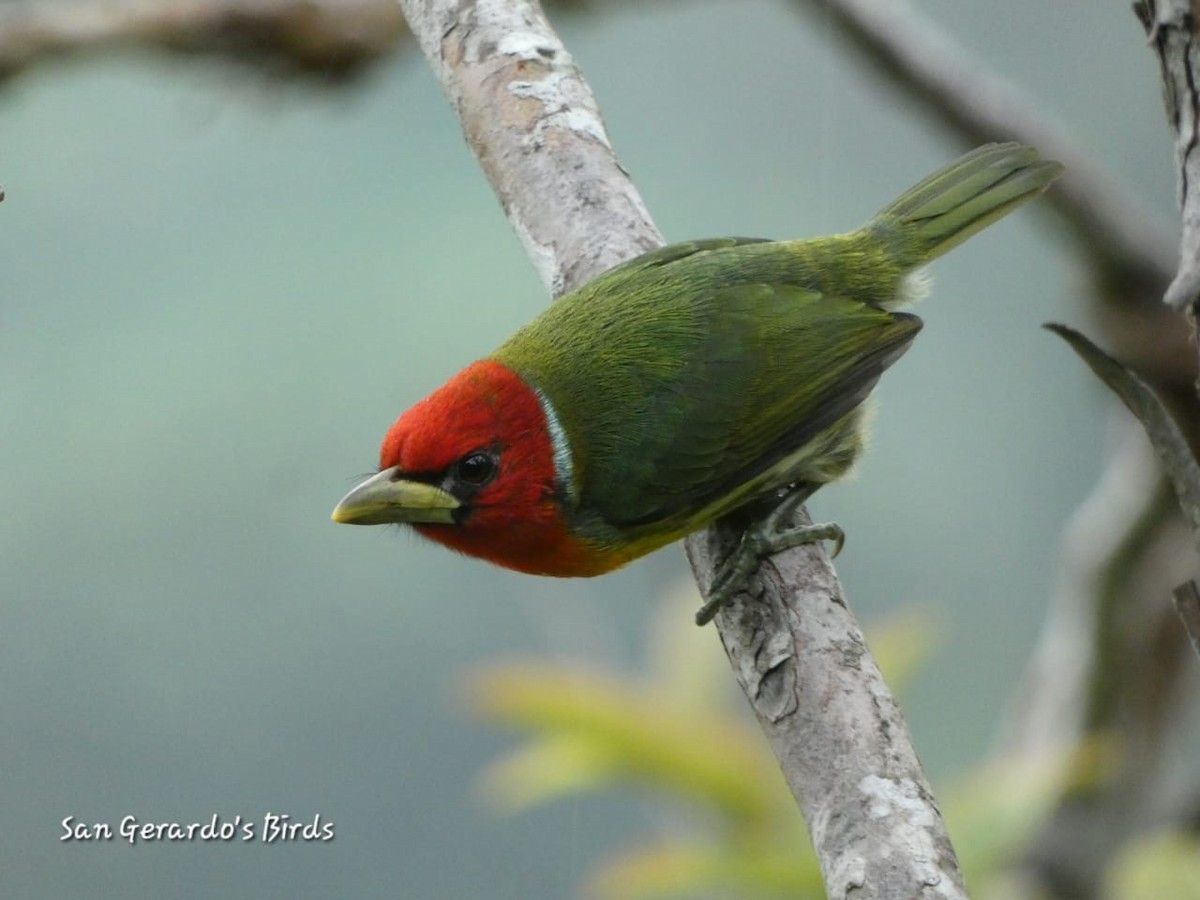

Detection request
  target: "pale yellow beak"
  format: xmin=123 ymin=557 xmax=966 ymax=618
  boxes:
xmin=331 ymin=466 xmax=461 ymax=526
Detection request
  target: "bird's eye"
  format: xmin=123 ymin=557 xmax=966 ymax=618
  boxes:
xmin=455 ymin=451 xmax=497 ymax=487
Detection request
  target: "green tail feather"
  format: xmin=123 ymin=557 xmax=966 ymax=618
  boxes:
xmin=868 ymin=142 xmax=1063 ymax=268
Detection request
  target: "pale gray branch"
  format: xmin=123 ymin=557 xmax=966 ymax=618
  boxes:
xmin=1135 ymin=0 xmax=1200 ymax=313
xmin=398 ymin=0 xmax=662 ymax=296
xmin=686 ymin=514 xmax=964 ymax=898
xmin=396 ymin=0 xmax=965 ymax=895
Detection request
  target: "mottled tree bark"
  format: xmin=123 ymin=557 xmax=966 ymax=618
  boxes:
xmin=1136 ymin=0 xmax=1200 ymax=318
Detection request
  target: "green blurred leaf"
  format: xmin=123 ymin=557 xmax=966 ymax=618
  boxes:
xmin=865 ymin=607 xmax=942 ymax=693
xmin=466 ymin=662 xmax=781 ymax=826
xmin=479 ymin=734 xmax=618 ymax=812
xmin=646 ymin=580 xmax=741 ymax=716
xmin=1108 ymin=831 xmax=1200 ymax=899
xmin=468 ymin=605 xmax=1102 ymax=897
xmin=584 ymin=841 xmax=824 ymax=900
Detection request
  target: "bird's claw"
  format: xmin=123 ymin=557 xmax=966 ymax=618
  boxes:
xmin=695 ymin=518 xmax=845 ymax=626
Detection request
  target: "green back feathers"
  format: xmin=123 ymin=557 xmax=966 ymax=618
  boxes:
xmin=493 ymin=144 xmax=1059 ymax=544
xmin=493 ymin=249 xmax=919 ymax=543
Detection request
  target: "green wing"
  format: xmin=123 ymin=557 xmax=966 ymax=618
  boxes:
xmin=581 ymin=284 xmax=918 ymax=533
xmin=496 ymin=259 xmax=920 ymax=541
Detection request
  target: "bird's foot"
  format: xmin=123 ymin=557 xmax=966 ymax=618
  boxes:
xmin=695 ymin=493 xmax=844 ymax=626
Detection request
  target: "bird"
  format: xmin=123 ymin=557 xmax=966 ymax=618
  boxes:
xmin=332 ymin=143 xmax=1062 ymax=624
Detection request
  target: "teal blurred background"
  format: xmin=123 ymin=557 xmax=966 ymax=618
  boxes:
xmin=3 ymin=1 xmax=1173 ymax=896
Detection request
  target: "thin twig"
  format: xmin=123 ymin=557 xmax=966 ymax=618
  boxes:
xmin=396 ymin=0 xmax=965 ymax=895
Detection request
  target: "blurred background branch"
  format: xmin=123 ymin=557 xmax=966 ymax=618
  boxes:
xmin=0 ymin=0 xmax=406 ymax=83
